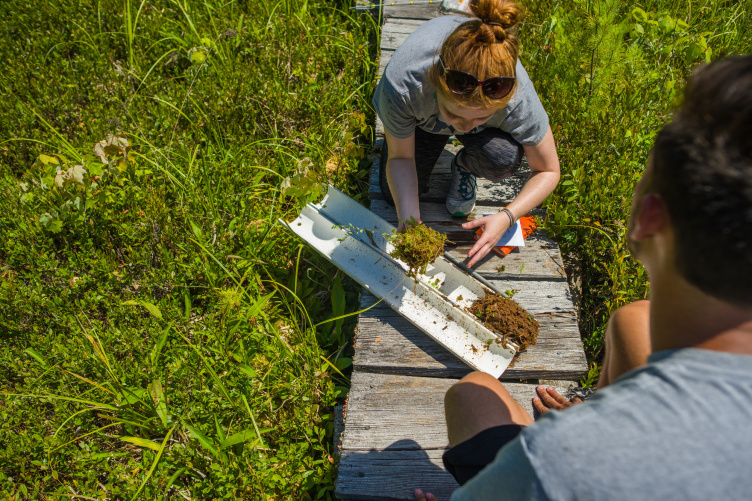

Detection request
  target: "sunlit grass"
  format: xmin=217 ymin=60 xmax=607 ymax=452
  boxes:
xmin=0 ymin=0 xmax=376 ymax=498
xmin=523 ymin=0 xmax=751 ymax=367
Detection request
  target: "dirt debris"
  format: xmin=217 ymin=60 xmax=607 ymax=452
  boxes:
xmin=469 ymin=293 xmax=540 ymax=353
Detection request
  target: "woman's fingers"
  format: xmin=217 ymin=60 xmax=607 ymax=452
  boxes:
xmin=462 ymin=217 xmax=485 ymax=229
xmin=467 ymin=241 xmax=494 ymax=267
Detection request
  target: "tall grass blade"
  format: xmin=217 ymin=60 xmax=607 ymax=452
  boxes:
xmin=129 ymin=424 xmax=176 ymax=500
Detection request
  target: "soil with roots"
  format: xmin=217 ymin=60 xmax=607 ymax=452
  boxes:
xmin=469 ymin=294 xmax=540 ymax=353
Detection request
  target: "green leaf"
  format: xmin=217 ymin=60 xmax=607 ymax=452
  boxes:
xmin=118 ymin=436 xmax=162 ymax=451
xmin=237 ymin=364 xmax=257 ymax=378
xmin=46 ymin=220 xmax=63 ymax=233
xmin=334 ymin=357 xmax=352 ymax=371
xmin=88 ymin=163 xmax=105 ymax=176
xmin=122 ymin=300 xmax=162 ymax=319
xmin=148 ymin=379 xmax=168 ymax=428
xmin=118 ymin=387 xmax=147 ymax=406
xmin=189 ymin=219 xmax=204 ymax=241
xmin=151 ymin=321 xmax=173 ymax=367
xmin=185 ymin=424 xmax=219 ymax=458
xmin=39 ymin=154 xmax=59 ymax=165
xmin=191 ymin=50 xmax=206 ymax=64
xmin=219 ymin=429 xmax=260 ymax=449
xmin=686 ymin=44 xmax=703 ymax=61
xmin=25 ymin=348 xmax=48 ymax=368
xmin=246 ymin=291 xmax=275 ymax=318
xmin=631 ymin=7 xmax=648 ymax=22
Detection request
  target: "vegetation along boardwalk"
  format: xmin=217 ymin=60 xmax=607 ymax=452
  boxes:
xmin=336 ymin=4 xmax=588 ymax=500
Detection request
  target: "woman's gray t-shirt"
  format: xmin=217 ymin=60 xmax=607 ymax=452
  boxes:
xmin=372 ymin=15 xmax=549 ymax=145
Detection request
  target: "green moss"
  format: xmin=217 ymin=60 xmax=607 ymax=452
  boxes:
xmin=389 ymin=220 xmax=446 ymax=279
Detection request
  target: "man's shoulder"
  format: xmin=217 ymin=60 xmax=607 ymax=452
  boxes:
xmin=516 ymin=349 xmax=752 ymax=500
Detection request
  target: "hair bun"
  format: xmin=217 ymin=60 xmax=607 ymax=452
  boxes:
xmin=470 ymin=0 xmax=523 ymax=32
xmin=484 ymin=22 xmax=508 ymax=43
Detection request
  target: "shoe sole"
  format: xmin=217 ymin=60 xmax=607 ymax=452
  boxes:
xmin=447 ymin=205 xmax=475 ymax=217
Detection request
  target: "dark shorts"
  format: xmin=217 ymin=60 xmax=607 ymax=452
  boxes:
xmin=379 ymin=127 xmax=524 ymax=206
xmin=442 ymin=424 xmax=524 ymax=486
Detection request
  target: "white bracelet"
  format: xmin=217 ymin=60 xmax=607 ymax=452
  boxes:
xmin=500 ymin=207 xmax=515 ymax=227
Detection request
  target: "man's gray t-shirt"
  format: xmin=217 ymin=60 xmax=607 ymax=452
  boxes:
xmin=451 ymin=349 xmax=752 ymax=500
xmin=372 ymin=15 xmax=549 ymax=145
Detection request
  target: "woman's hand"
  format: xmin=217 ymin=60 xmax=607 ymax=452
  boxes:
xmin=398 ymin=217 xmax=423 ymax=232
xmin=462 ymin=212 xmax=509 ymax=267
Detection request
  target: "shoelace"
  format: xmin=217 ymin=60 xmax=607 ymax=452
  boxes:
xmin=458 ymin=168 xmax=477 ymax=200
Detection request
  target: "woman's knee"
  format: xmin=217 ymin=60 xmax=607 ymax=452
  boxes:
xmin=458 ymin=131 xmax=523 ymax=181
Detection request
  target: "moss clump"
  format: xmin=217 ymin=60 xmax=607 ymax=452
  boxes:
xmin=469 ymin=294 xmax=540 ymax=352
xmin=389 ymin=221 xmax=446 ymax=279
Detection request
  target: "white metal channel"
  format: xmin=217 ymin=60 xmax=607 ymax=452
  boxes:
xmin=283 ymin=185 xmax=515 ymax=377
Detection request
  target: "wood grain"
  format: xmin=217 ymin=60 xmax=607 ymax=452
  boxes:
xmin=355 ymin=293 xmax=587 ymax=380
xmin=382 ymin=4 xmax=444 ymax=20
xmin=336 ymin=373 xmax=573 ymax=500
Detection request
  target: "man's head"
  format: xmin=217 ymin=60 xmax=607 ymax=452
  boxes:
xmin=631 ymin=56 xmax=752 ymax=307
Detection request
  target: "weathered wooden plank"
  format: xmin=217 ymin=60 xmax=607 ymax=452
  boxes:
xmin=380 ymin=29 xmax=412 ymax=51
xmin=445 ymin=240 xmax=566 ymax=279
xmin=377 ymin=49 xmax=394 ymax=78
xmin=382 ymin=18 xmax=428 ymax=33
xmin=337 ymin=449 xmax=455 ymax=501
xmin=382 ymin=4 xmax=443 ymax=20
xmin=354 ymin=293 xmax=587 ymax=380
xmin=354 ymin=320 xmax=587 ymax=379
xmin=336 ymin=373 xmax=572 ymax=500
xmin=369 ymin=144 xmax=531 ymax=205
xmin=342 ymin=372 xmax=570 ymax=450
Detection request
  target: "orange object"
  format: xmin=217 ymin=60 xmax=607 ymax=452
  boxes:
xmin=474 ymin=214 xmax=538 ymax=257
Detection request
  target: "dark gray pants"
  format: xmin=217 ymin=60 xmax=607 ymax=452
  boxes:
xmin=379 ymin=127 xmax=523 ymax=205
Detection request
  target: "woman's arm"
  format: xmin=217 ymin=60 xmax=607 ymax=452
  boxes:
xmin=462 ymin=126 xmax=561 ymax=267
xmin=384 ymin=130 xmax=422 ymax=230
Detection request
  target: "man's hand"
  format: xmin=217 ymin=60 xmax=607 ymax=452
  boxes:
xmin=462 ymin=212 xmax=510 ymax=267
xmin=532 ymin=385 xmax=583 ymax=416
xmin=415 ymin=489 xmax=437 ymax=501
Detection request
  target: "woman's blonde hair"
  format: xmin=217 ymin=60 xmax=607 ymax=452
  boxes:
xmin=429 ymin=0 xmax=523 ymax=109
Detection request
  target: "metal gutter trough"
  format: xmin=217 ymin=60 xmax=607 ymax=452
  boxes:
xmin=282 ymin=185 xmax=516 ymax=378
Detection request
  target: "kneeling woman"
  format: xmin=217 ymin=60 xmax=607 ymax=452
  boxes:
xmin=373 ymin=0 xmax=560 ymax=267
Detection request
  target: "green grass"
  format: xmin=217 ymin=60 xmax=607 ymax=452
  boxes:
xmin=522 ymin=0 xmax=752 ymax=372
xmin=2 ymin=0 xmax=750 ymax=497
xmin=0 ymin=0 xmax=377 ymax=499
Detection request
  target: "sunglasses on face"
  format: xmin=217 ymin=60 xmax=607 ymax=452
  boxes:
xmin=439 ymin=56 xmax=516 ymax=100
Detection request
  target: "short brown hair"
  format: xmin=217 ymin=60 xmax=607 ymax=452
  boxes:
xmin=651 ymin=56 xmax=752 ymax=306
xmin=429 ymin=0 xmax=523 ymax=110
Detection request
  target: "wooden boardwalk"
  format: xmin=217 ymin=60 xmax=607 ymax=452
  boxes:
xmin=335 ymin=5 xmax=588 ymax=500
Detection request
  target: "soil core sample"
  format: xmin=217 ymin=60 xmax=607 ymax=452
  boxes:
xmin=389 ymin=222 xmax=446 ymax=279
xmin=469 ymin=294 xmax=540 ymax=352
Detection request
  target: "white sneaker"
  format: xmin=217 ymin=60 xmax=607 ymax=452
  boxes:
xmin=446 ymin=156 xmax=477 ymax=216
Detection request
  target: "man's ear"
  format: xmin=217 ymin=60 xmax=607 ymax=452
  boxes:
xmin=630 ymin=194 xmax=668 ymax=242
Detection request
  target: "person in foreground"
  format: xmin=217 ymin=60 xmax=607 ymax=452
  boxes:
xmin=415 ymin=55 xmax=752 ymax=501
xmin=373 ymin=0 xmax=560 ymax=267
